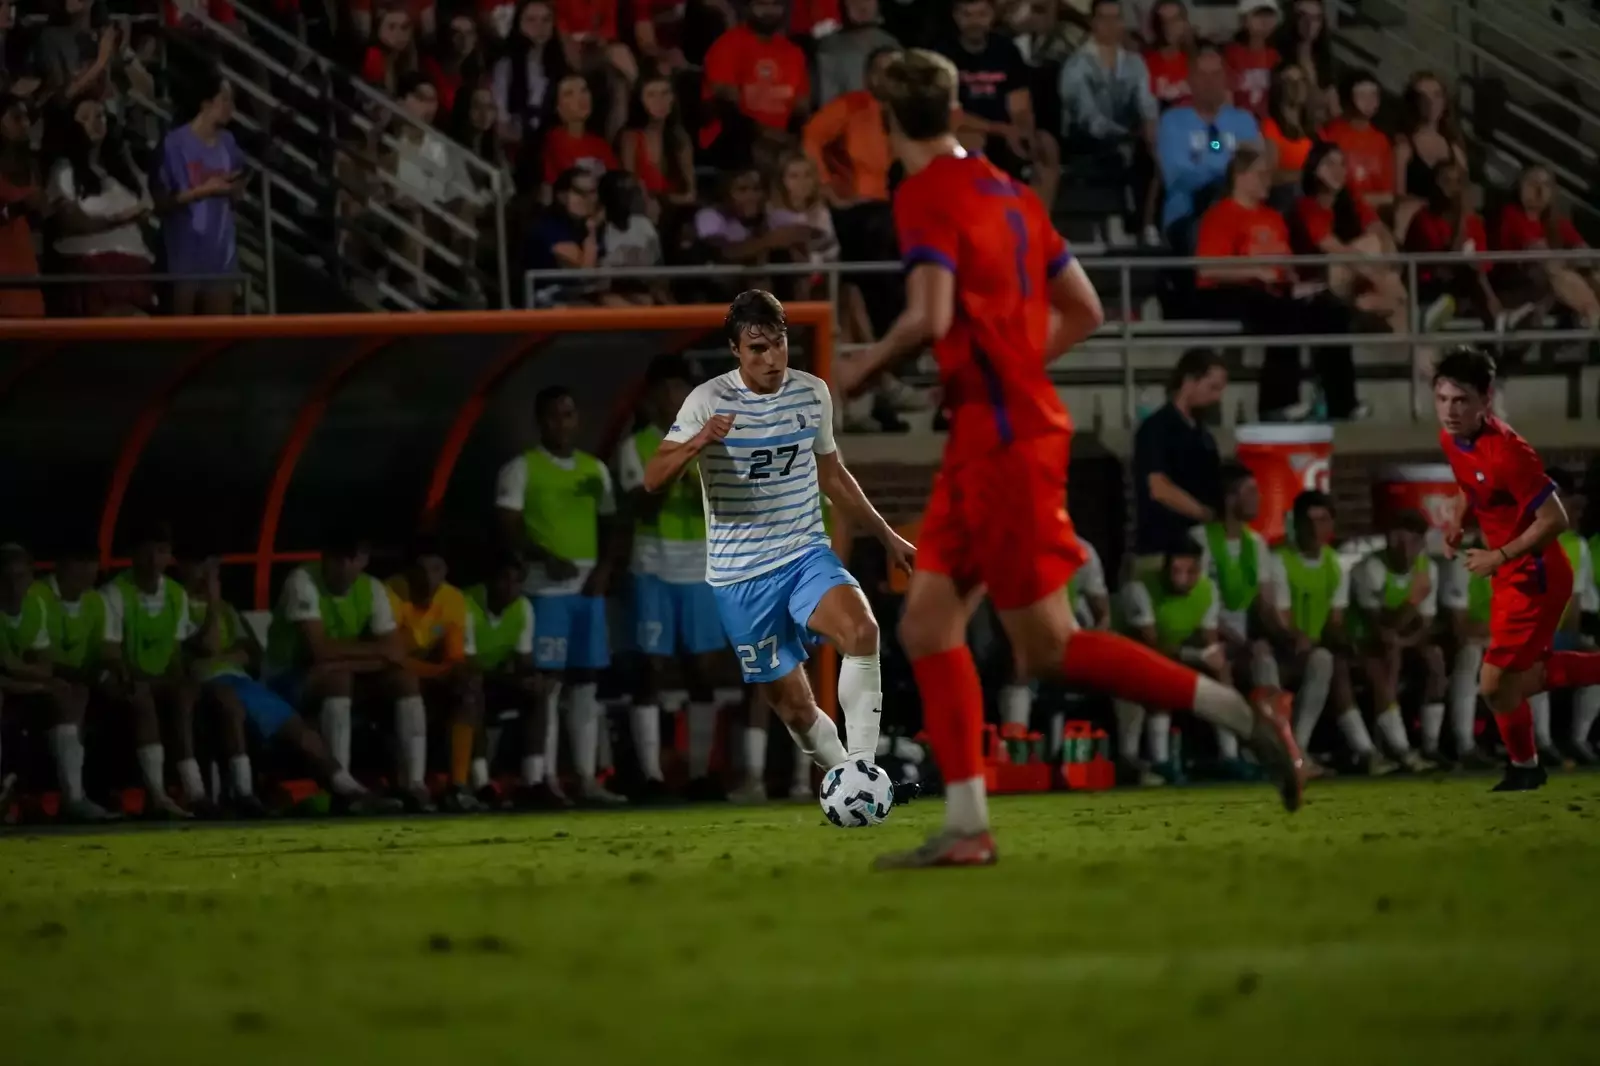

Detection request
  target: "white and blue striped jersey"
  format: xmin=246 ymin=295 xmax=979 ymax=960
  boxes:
xmin=664 ymin=369 xmax=835 ymax=586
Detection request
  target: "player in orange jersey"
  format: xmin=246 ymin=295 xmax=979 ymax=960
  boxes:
xmin=837 ymin=49 xmax=1304 ymax=868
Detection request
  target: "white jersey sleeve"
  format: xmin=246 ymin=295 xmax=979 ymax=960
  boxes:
xmin=1351 ymin=556 xmax=1384 ymax=613
xmin=614 ymin=436 xmax=646 ymax=493
xmin=1417 ymin=557 xmax=1439 ymax=619
xmin=1438 ymin=557 xmax=1471 ymax=612
xmin=1077 ymin=542 xmax=1107 ymax=599
xmin=595 ymin=460 xmax=617 ymax=518
xmin=1121 ymin=580 xmax=1156 ymax=628
xmin=101 ymin=582 xmax=126 ymax=643
xmin=364 ymin=576 xmax=398 ymax=636
xmin=664 ymin=386 xmax=713 ymax=444
xmin=279 ymin=568 xmax=323 ymax=624
xmin=1578 ymin=541 xmax=1598 ymax=614
xmin=495 ymin=455 xmax=528 ymax=512
xmin=1331 ymin=559 xmax=1351 ymax=611
xmin=1200 ymin=584 xmax=1220 ymax=631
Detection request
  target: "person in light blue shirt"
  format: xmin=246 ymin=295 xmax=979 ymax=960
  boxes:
xmin=1058 ymin=0 xmax=1159 ymax=146
xmin=1156 ymin=44 xmax=1261 ymax=247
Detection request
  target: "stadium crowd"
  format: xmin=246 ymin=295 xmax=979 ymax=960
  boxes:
xmin=5 ymin=348 xmax=1600 ymax=824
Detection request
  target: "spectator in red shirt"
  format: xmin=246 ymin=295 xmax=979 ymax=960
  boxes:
xmin=1392 ymin=71 xmax=1467 ymax=241
xmin=617 ymin=73 xmax=696 ymax=214
xmin=353 ymin=0 xmax=436 ymax=46
xmin=1319 ymin=69 xmax=1392 ymax=211
xmin=700 ymin=0 xmax=811 ymax=170
xmin=1496 ymin=164 xmax=1598 ymax=331
xmin=1224 ymin=0 xmax=1280 ymax=118
xmin=1144 ymin=0 xmax=1194 ymax=110
xmin=1196 ymin=145 xmax=1359 ymax=419
xmin=553 ymin=0 xmax=638 ymax=100
xmin=1290 ymin=140 xmax=1405 ymax=335
xmin=422 ymin=13 xmax=487 ymax=116
xmin=1404 ymin=158 xmax=1505 ymax=331
xmin=362 ymin=6 xmax=420 ymax=96
xmin=0 ymin=93 xmax=44 ymax=319
xmin=491 ymin=1 xmax=570 ymax=148
xmin=539 ymin=73 xmax=618 ymax=187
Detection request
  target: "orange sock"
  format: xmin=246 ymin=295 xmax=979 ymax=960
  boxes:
xmin=1494 ymin=702 xmax=1537 ymax=766
xmin=1060 ymin=630 xmax=1200 ymax=712
xmin=912 ymin=647 xmax=985 ymax=783
xmin=450 ymin=722 xmax=474 ymax=786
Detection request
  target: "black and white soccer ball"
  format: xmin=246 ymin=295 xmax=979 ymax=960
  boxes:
xmin=819 ymin=759 xmax=894 ymax=828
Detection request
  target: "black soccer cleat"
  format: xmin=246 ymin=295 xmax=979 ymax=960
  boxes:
xmin=890 ymin=779 xmax=921 ymax=805
xmin=1491 ymin=764 xmax=1548 ymax=792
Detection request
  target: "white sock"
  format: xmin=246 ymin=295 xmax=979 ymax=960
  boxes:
xmin=229 ymin=754 xmax=254 ymax=798
xmin=48 ymin=723 xmax=85 ymax=802
xmin=1147 ymin=712 xmax=1172 ymax=764
xmin=1047 ymin=711 xmax=1066 ymax=761
xmin=687 ymin=701 xmax=717 ymax=778
xmin=395 ymin=694 xmax=427 ymax=789
xmin=177 ymin=757 xmax=205 ymax=803
xmin=786 ymin=707 xmax=847 ymax=769
xmin=712 ymin=687 xmax=743 ymax=710
xmin=329 ymin=768 xmax=365 ymax=796
xmin=999 ymin=683 xmax=1032 ymax=729
xmin=659 ymin=688 xmax=690 ymax=714
xmin=1529 ymin=692 xmax=1553 ymax=749
xmin=1251 ymin=647 xmax=1281 ymax=690
xmin=944 ymin=777 xmax=990 ymax=835
xmin=543 ymin=681 xmax=563 ymax=780
xmin=631 ymin=703 xmax=664 ymax=781
xmin=1573 ymin=687 xmax=1600 ymax=746
xmin=137 ymin=743 xmax=166 ymax=795
xmin=565 ymin=682 xmax=601 ymax=781
xmin=1375 ymin=706 xmax=1412 ymax=755
xmin=470 ymin=757 xmax=490 ymax=790
xmin=839 ymin=652 xmax=883 ymax=758
xmin=1337 ymin=709 xmax=1376 ymax=756
xmin=1215 ymin=725 xmax=1240 ymax=760
xmin=1190 ymin=676 xmax=1253 ymax=736
xmin=1114 ymin=700 xmax=1145 ymax=761
xmin=1450 ymin=644 xmax=1483 ymax=754
xmin=521 ymin=754 xmax=546 ymax=787
xmin=742 ymin=726 xmax=767 ymax=782
xmin=1294 ymin=648 xmax=1333 ymax=750
xmin=1420 ymin=702 xmax=1446 ymax=754
xmin=791 ymin=739 xmax=811 ymax=792
xmin=320 ymin=697 xmax=352 ymax=770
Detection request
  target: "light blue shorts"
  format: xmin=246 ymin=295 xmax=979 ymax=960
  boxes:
xmin=712 ymin=547 xmax=858 ymax=683
xmin=533 ymin=594 xmax=610 ymax=671
xmin=212 ymin=674 xmax=297 ymax=738
xmin=633 ymin=574 xmax=727 ymax=657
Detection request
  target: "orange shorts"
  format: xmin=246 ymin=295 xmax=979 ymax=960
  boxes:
xmin=915 ymin=433 xmax=1086 ymax=611
xmin=1485 ymin=547 xmax=1573 ymax=672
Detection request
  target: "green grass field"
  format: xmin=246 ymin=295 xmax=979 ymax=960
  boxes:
xmin=3 ymin=776 xmax=1599 ymax=1066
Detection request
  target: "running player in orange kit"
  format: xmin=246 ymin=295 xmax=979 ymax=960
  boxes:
xmin=1433 ymin=347 xmax=1600 ymax=792
xmin=836 ymin=50 xmax=1304 ymax=869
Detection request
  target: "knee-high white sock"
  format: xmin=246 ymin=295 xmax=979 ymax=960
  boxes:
xmin=1215 ymin=724 xmax=1240 ymax=760
xmin=395 ymin=694 xmax=427 ymax=789
xmin=1337 ymin=709 xmax=1376 ymax=756
xmin=543 ymin=681 xmax=563 ymax=781
xmin=1420 ymin=702 xmax=1447 ymax=754
xmin=1529 ymin=691 xmax=1553 ymax=749
xmin=999 ymin=683 xmax=1032 ymax=729
xmin=1190 ymin=677 xmax=1254 ymax=736
xmin=1114 ymin=700 xmax=1145 ymax=761
xmin=469 ymin=757 xmax=490 ymax=790
xmin=137 ymin=743 xmax=166 ymax=795
xmin=839 ymin=652 xmax=883 ymax=758
xmin=1047 ymin=711 xmax=1066 ymax=761
xmin=1294 ymin=649 xmax=1334 ymax=750
xmin=1573 ymin=687 xmax=1600 ymax=746
xmin=329 ymin=768 xmax=365 ymax=796
xmin=1146 ymin=712 xmax=1172 ymax=764
xmin=177 ymin=757 xmax=206 ymax=803
xmin=565 ymin=682 xmax=601 ymax=782
xmin=521 ymin=754 xmax=546 ymax=786
xmin=712 ymin=687 xmax=743 ymax=710
xmin=659 ymin=688 xmax=689 ymax=714
xmin=48 ymin=723 xmax=85 ymax=802
xmin=686 ymin=701 xmax=717 ymax=778
xmin=742 ymin=726 xmax=766 ymax=782
xmin=229 ymin=755 xmax=254 ymax=798
xmin=785 ymin=708 xmax=846 ymax=769
xmin=320 ymin=697 xmax=352 ymax=770
xmin=631 ymin=703 xmax=664 ymax=781
xmin=1375 ymin=706 xmax=1412 ymax=755
xmin=944 ymin=778 xmax=990 ymax=835
xmin=1251 ymin=647 xmax=1282 ymax=690
xmin=1450 ymin=645 xmax=1483 ymax=754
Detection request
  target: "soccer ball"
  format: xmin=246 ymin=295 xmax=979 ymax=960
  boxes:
xmin=819 ymin=759 xmax=894 ymax=828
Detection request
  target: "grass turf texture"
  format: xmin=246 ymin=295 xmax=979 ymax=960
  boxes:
xmin=3 ymin=777 xmax=1599 ymax=1066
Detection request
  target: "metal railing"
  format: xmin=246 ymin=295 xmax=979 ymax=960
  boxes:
xmin=528 ymin=247 xmax=1600 ymax=426
xmin=0 ymin=272 xmax=254 ymax=312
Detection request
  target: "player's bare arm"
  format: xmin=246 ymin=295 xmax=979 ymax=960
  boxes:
xmin=1465 ymin=493 xmax=1570 ymax=578
xmin=641 ymin=414 xmax=734 ymax=492
xmin=495 ymin=507 xmax=562 ymax=570
xmin=1442 ymin=490 xmax=1470 ymax=559
xmin=836 ymin=264 xmax=954 ymax=399
xmin=1045 ymin=259 xmax=1106 ymax=362
xmin=816 ymin=450 xmax=915 ymax=574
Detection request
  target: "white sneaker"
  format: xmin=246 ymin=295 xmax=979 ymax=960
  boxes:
xmin=729 ymin=778 xmax=769 ymax=804
xmin=1399 ymin=750 xmax=1437 ymax=773
xmin=1141 ymin=225 xmax=1163 ymax=247
xmin=878 ymin=374 xmax=930 ymax=413
xmin=146 ymin=792 xmax=193 ymax=819
xmin=578 ymin=778 xmax=628 ymax=805
xmin=61 ymin=796 xmax=114 ymax=823
xmin=1361 ymin=752 xmax=1401 ymax=777
xmin=1423 ymin=294 xmax=1457 ymax=333
xmin=787 ymin=779 xmax=814 ymax=801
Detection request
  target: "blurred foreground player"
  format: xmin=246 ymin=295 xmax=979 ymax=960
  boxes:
xmin=838 ymin=49 xmax=1304 ymax=868
xmin=1434 ymin=347 xmax=1600 ymax=790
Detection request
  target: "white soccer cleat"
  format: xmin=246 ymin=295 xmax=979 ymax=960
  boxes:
xmin=578 ymin=778 xmax=628 ymax=806
xmin=728 ymin=778 xmax=769 ymax=804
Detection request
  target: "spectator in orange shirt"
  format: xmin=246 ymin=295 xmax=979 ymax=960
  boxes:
xmin=361 ymin=6 xmax=420 ymax=96
xmin=539 ymin=73 xmax=618 ymax=187
xmin=1404 ymin=159 xmax=1505 ymax=333
xmin=1290 ymin=140 xmax=1406 ymax=335
xmin=1260 ymin=62 xmax=1312 ymax=202
xmin=1318 ymin=69 xmax=1392 ymax=211
xmin=1224 ymin=0 xmax=1280 ymax=118
xmin=353 ymin=0 xmax=436 ymax=47
xmin=0 ymin=94 xmax=44 ymax=319
xmin=802 ymin=45 xmax=895 ymax=207
xmin=700 ymin=0 xmax=810 ymax=170
xmin=1197 ymin=145 xmax=1359 ymax=418
xmin=1495 ymin=164 xmax=1598 ymax=332
xmin=1392 ymin=71 xmax=1467 ymax=241
xmin=386 ymin=537 xmax=486 ymax=813
xmin=617 ymin=73 xmax=696 ymax=216
xmin=1144 ymin=0 xmax=1195 ymax=110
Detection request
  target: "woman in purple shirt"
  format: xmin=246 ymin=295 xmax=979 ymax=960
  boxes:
xmin=155 ymin=71 xmax=245 ymax=315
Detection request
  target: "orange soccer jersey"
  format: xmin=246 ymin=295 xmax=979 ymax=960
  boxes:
xmin=385 ymin=576 xmax=470 ymax=678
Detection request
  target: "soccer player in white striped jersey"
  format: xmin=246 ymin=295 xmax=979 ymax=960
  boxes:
xmin=642 ymin=290 xmax=915 ymax=784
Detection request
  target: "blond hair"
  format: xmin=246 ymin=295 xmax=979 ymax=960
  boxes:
xmin=880 ymin=49 xmax=958 ymax=141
